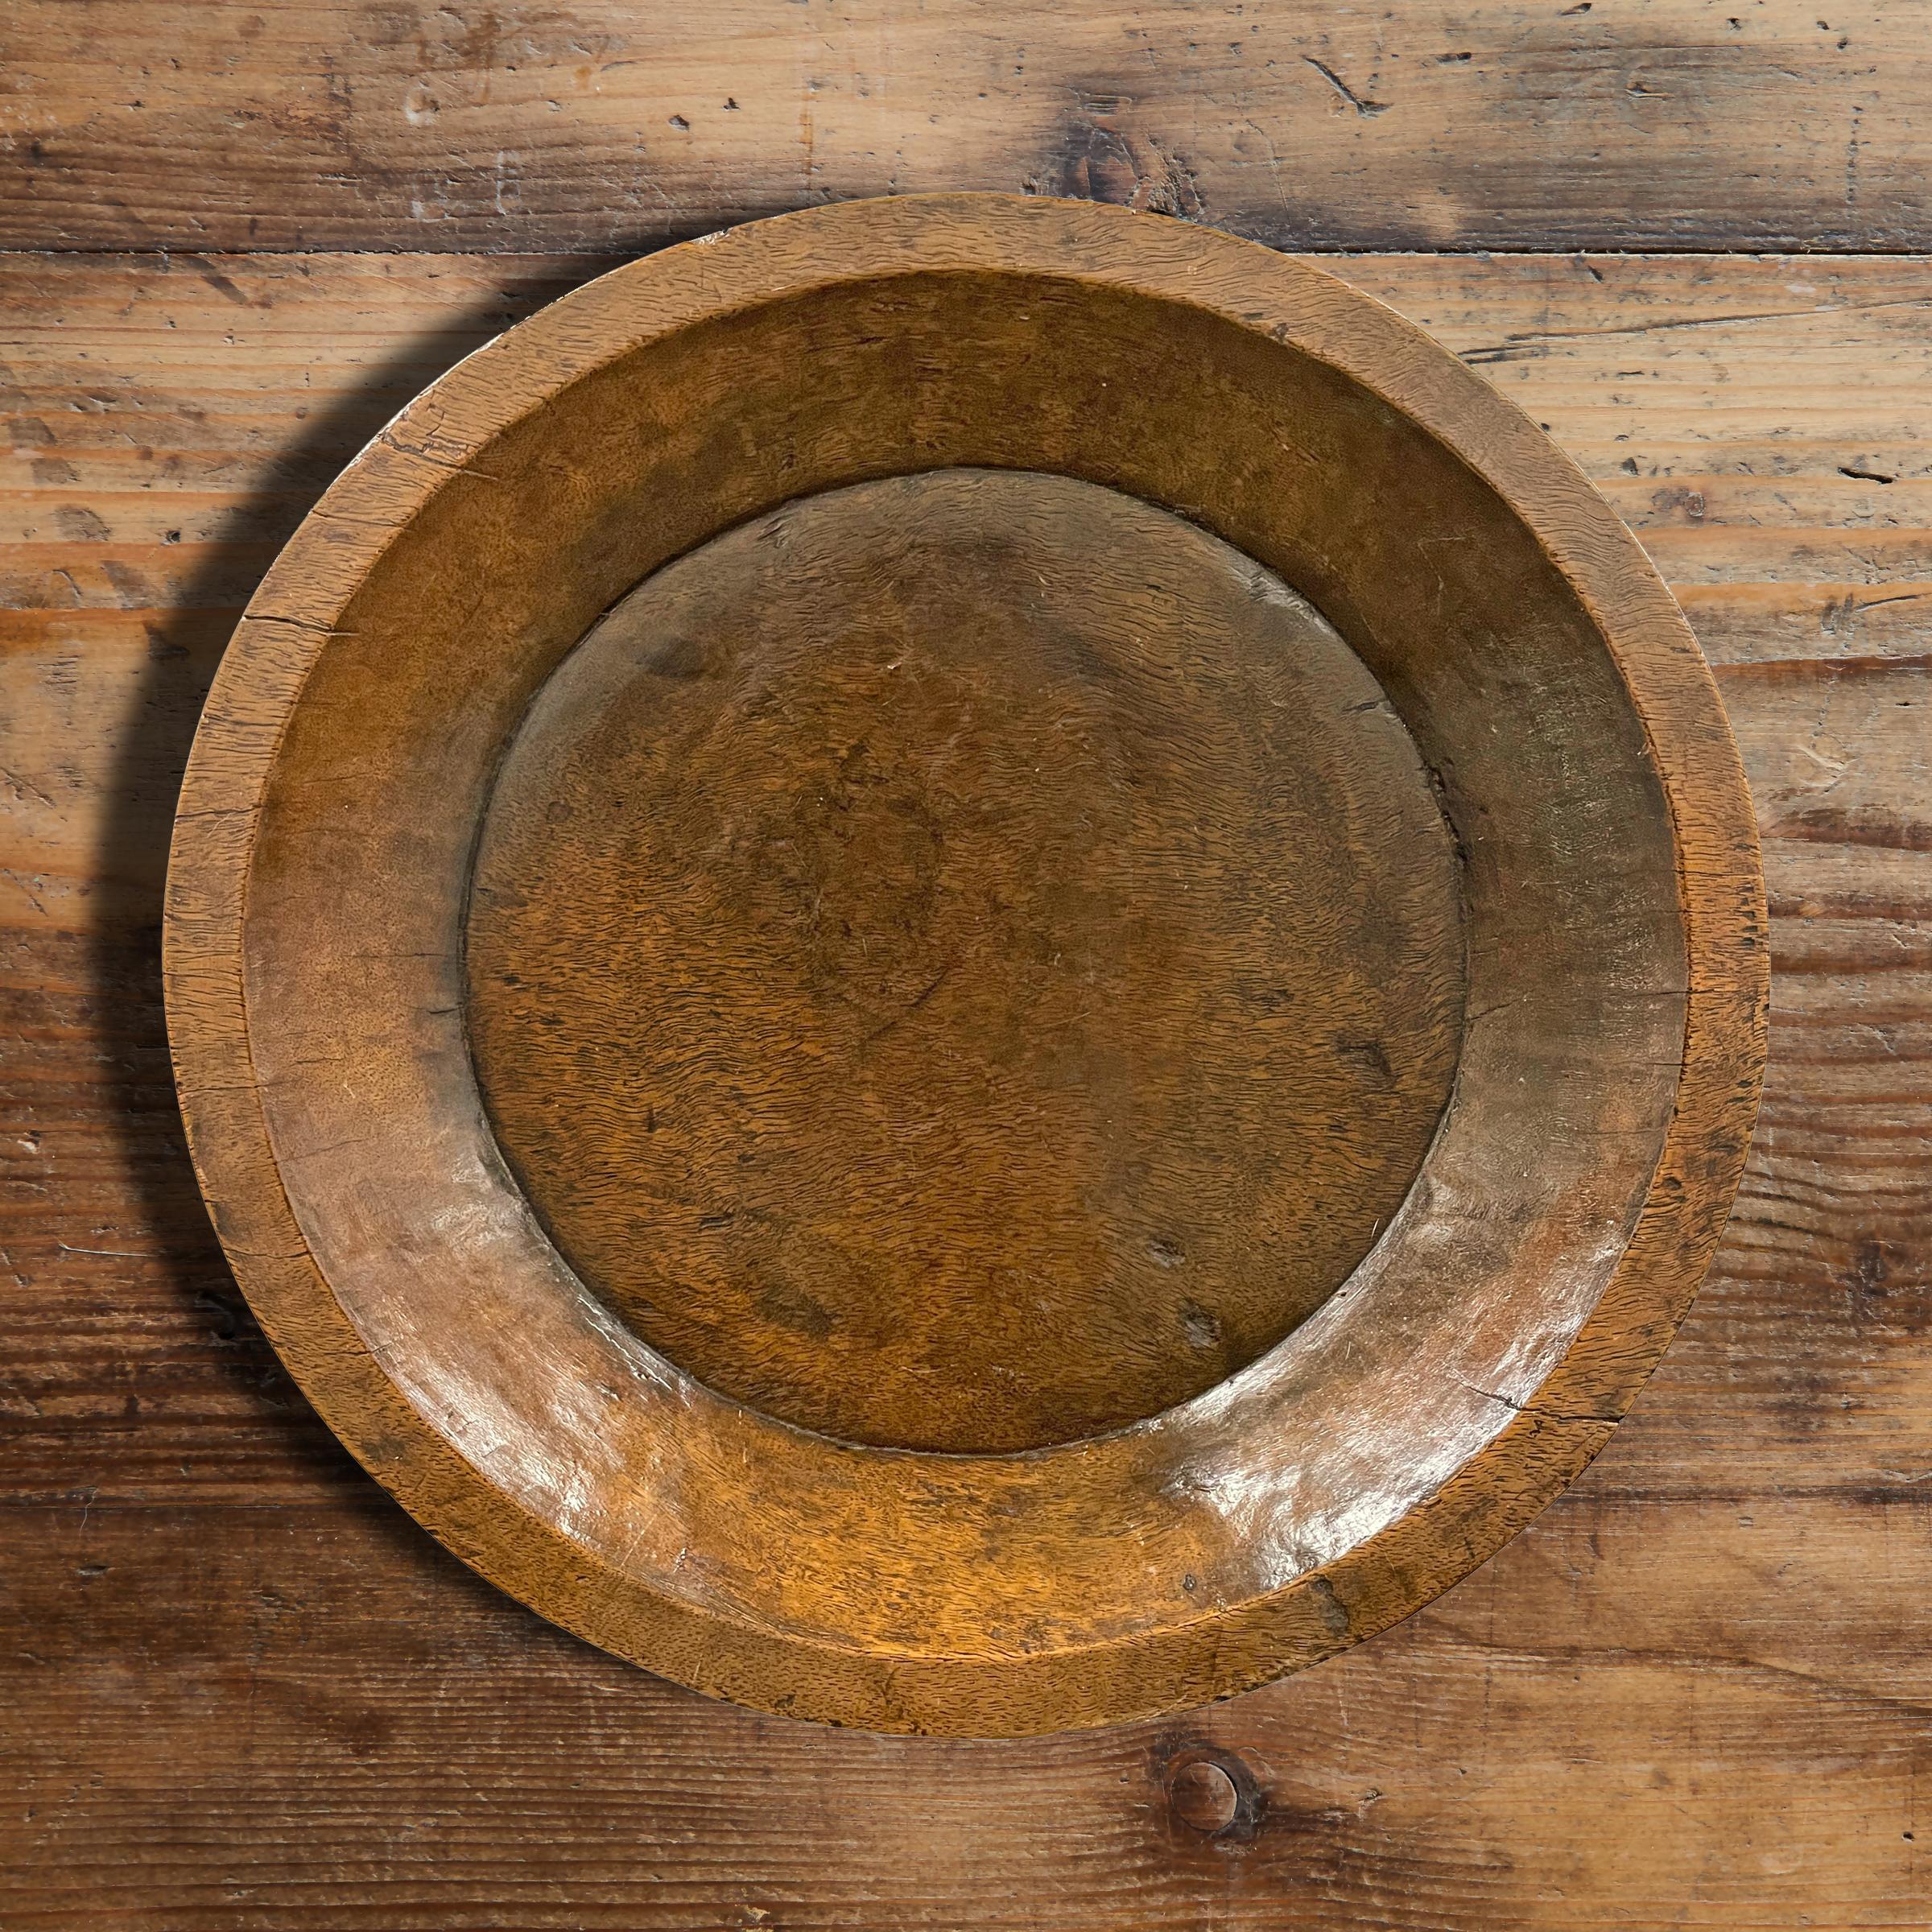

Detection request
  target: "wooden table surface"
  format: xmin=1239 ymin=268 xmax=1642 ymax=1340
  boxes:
xmin=2 ymin=6 xmax=1927 ymax=1926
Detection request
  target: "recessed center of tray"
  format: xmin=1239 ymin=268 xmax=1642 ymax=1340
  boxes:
xmin=464 ymin=468 xmax=1465 ymax=1453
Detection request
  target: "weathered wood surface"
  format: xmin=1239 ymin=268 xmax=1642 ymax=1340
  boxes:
xmin=2 ymin=248 xmax=1928 ymax=1915
xmin=2 ymin=2 xmax=1927 ymax=254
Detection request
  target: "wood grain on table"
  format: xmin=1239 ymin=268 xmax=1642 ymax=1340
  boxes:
xmin=2 ymin=1 xmax=1926 ymax=254
xmin=2 ymin=242 xmax=1926 ymax=1924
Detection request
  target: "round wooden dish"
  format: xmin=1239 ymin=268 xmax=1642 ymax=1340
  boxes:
xmin=165 ymin=195 xmax=1767 ymax=1736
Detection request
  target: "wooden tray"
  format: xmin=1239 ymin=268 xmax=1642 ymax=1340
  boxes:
xmin=163 ymin=194 xmax=1767 ymax=1736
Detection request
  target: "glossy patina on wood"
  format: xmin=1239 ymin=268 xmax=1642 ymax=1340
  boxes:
xmin=163 ymin=195 xmax=1766 ymax=1734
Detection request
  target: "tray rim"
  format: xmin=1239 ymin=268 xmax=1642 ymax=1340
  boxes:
xmin=163 ymin=192 xmax=1769 ymax=1735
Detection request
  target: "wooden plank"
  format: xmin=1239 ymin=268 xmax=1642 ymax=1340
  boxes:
xmin=2 ymin=248 xmax=1930 ymax=1921
xmin=1 ymin=2 xmax=1928 ymax=255
xmin=3 ymin=1496 xmax=1926 ymax=1928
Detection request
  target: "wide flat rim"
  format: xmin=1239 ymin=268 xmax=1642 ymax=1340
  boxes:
xmin=164 ymin=193 xmax=1768 ymax=1735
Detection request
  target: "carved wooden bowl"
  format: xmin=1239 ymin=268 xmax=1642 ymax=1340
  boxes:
xmin=165 ymin=195 xmax=1767 ymax=1735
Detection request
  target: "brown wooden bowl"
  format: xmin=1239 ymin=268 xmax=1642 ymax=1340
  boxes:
xmin=164 ymin=195 xmax=1767 ymax=1736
